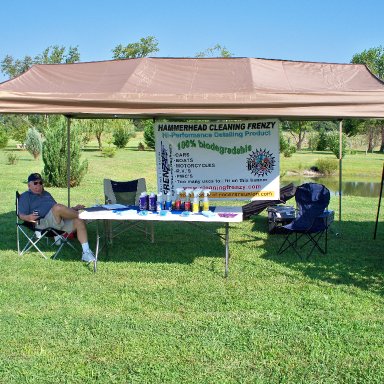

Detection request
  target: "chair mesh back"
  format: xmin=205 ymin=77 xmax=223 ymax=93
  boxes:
xmin=104 ymin=178 xmax=146 ymax=205
xmin=288 ymin=183 xmax=330 ymax=231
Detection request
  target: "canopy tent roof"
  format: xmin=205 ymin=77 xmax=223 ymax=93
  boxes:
xmin=1 ymin=57 xmax=384 ymax=119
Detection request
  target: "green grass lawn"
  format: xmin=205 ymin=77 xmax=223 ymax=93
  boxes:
xmin=0 ymin=140 xmax=383 ymax=383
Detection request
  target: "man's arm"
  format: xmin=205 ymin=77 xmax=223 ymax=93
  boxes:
xmin=19 ymin=212 xmax=40 ymax=223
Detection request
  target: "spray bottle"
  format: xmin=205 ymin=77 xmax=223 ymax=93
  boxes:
xmin=174 ymin=188 xmax=183 ymax=210
xmin=202 ymin=189 xmax=211 ymax=211
xmin=156 ymin=192 xmax=163 ymax=212
xmin=192 ymin=189 xmax=202 ymax=213
xmin=184 ymin=189 xmax=192 ymax=211
xmin=165 ymin=192 xmax=172 ymax=211
xmin=139 ymin=191 xmax=149 ymax=210
xmin=149 ymin=192 xmax=157 ymax=211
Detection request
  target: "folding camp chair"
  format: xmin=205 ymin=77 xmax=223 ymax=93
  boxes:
xmin=275 ymin=183 xmax=334 ymax=258
xmin=16 ymin=191 xmax=77 ymax=259
xmin=103 ymin=178 xmax=154 ymax=244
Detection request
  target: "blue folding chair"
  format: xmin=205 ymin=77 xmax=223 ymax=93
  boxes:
xmin=276 ymin=183 xmax=334 ymax=258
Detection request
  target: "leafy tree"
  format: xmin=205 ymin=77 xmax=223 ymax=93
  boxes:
xmin=1 ymin=114 xmax=31 ymax=143
xmin=195 ymin=44 xmax=233 ymax=58
xmin=42 ymin=119 xmax=88 ymax=187
xmin=25 ymin=127 xmax=42 ymax=159
xmin=112 ymin=36 xmax=159 ymax=59
xmin=1 ymin=45 xmax=80 ymax=79
xmin=282 ymin=121 xmax=313 ymax=150
xmin=143 ymin=120 xmax=155 ymax=149
xmin=351 ymin=46 xmax=384 ymax=152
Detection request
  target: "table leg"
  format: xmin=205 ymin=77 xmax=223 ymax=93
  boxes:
xmin=225 ymin=222 xmax=229 ymax=278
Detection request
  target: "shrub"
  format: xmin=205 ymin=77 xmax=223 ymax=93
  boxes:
xmin=280 ymin=131 xmax=296 ymax=157
xmin=143 ymin=120 xmax=155 ymax=149
xmin=314 ymin=158 xmax=338 ymax=175
xmin=25 ymin=127 xmax=42 ymax=159
xmin=112 ymin=123 xmax=134 ymax=148
xmin=0 ymin=129 xmax=9 ymax=149
xmin=42 ymin=120 xmax=88 ymax=187
xmin=283 ymin=146 xmax=296 ymax=157
xmin=101 ymin=146 xmax=116 ymax=158
xmin=7 ymin=153 xmax=18 ymax=165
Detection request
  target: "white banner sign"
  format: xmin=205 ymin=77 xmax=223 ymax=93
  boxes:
xmin=155 ymin=119 xmax=280 ymax=200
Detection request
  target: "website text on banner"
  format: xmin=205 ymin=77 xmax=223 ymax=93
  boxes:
xmin=155 ymin=120 xmax=280 ymax=201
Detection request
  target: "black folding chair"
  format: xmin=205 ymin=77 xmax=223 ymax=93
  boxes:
xmin=275 ymin=183 xmax=334 ymax=258
xmin=103 ymin=178 xmax=154 ymax=244
xmin=16 ymin=191 xmax=77 ymax=259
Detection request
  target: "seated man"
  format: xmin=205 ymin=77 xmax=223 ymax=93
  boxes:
xmin=18 ymin=172 xmax=96 ymax=263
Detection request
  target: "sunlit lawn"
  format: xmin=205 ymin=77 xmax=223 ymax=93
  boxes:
xmin=0 ymin=137 xmax=383 ymax=383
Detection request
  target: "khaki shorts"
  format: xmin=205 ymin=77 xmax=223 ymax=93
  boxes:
xmin=36 ymin=209 xmax=74 ymax=233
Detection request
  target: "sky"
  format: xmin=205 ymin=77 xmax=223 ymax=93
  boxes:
xmin=1 ymin=0 xmax=383 ymax=82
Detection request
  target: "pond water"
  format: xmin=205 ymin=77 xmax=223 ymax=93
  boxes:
xmin=282 ymin=177 xmax=382 ymax=197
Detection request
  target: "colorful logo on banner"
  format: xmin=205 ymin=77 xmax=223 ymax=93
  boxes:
xmin=155 ymin=120 xmax=280 ymax=200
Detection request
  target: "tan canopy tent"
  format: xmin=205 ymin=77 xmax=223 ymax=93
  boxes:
xmin=1 ymin=57 xmax=384 ymax=118
xmin=1 ymin=57 xmax=384 ymax=220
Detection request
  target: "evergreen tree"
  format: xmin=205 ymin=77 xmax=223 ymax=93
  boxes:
xmin=42 ymin=120 xmax=88 ymax=187
xmin=25 ymin=127 xmax=42 ymax=159
xmin=143 ymin=120 xmax=155 ymax=149
xmin=112 ymin=120 xmax=135 ymax=148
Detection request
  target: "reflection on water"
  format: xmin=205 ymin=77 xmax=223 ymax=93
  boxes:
xmin=283 ymin=177 xmax=382 ymax=197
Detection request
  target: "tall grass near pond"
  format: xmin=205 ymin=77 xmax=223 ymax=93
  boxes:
xmin=0 ymin=142 xmax=383 ymax=383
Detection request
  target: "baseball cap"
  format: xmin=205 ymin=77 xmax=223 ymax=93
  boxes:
xmin=28 ymin=173 xmax=43 ymax=183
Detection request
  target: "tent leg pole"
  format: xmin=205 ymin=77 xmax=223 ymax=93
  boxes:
xmin=339 ymin=120 xmax=343 ymax=224
xmin=66 ymin=116 xmax=71 ymax=207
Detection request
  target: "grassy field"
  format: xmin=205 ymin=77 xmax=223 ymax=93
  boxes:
xmin=0 ymin=136 xmax=383 ymax=383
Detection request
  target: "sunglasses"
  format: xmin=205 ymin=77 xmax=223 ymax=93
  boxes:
xmin=33 ymin=181 xmax=43 ymax=185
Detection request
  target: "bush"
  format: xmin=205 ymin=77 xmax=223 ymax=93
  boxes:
xmin=280 ymin=131 xmax=296 ymax=157
xmin=7 ymin=153 xmax=18 ymax=165
xmin=0 ymin=129 xmax=9 ymax=149
xmin=42 ymin=120 xmax=88 ymax=187
xmin=25 ymin=127 xmax=42 ymax=159
xmin=283 ymin=146 xmax=296 ymax=157
xmin=143 ymin=120 xmax=155 ymax=149
xmin=112 ymin=123 xmax=134 ymax=148
xmin=101 ymin=146 xmax=116 ymax=158
xmin=314 ymin=158 xmax=338 ymax=175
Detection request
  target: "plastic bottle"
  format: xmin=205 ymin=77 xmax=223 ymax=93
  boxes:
xmin=174 ymin=188 xmax=183 ymax=211
xmin=139 ymin=192 xmax=149 ymax=210
xmin=202 ymin=189 xmax=211 ymax=211
xmin=156 ymin=192 xmax=163 ymax=212
xmin=165 ymin=192 xmax=172 ymax=211
xmin=184 ymin=189 xmax=192 ymax=211
xmin=192 ymin=189 xmax=202 ymax=213
xmin=149 ymin=192 xmax=157 ymax=211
